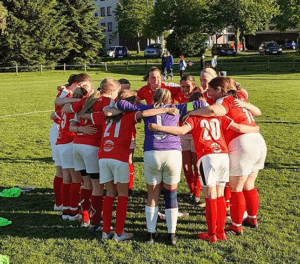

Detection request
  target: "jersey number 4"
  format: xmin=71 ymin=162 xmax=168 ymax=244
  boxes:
xmin=200 ymin=119 xmax=221 ymax=141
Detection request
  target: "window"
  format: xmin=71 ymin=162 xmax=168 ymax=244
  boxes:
xmin=108 ymin=22 xmax=112 ymax=32
xmin=107 ymin=6 xmax=112 ymax=16
xmin=94 ymin=12 xmax=98 ymax=17
xmin=101 ymin=23 xmax=106 ymax=32
xmin=100 ymin=7 xmax=105 ymax=17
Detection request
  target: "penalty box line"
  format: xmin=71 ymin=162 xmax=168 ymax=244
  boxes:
xmin=0 ymin=110 xmax=52 ymax=118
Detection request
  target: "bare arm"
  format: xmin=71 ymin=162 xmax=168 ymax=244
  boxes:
xmin=62 ymin=104 xmax=73 ymax=114
xmin=103 ymin=106 xmax=124 ymax=116
xmin=55 ymin=97 xmax=81 ymax=106
xmin=147 ymin=123 xmax=190 ymax=136
xmin=50 ymin=112 xmax=57 ymax=120
xmin=78 ymin=113 xmax=92 ymax=120
xmin=190 ymin=104 xmax=227 ymax=117
xmin=69 ymin=121 xmax=97 ymax=135
xmin=230 ymin=123 xmax=260 ymax=133
xmin=136 ymin=107 xmax=179 ymax=119
xmin=234 ymin=99 xmax=261 ymax=116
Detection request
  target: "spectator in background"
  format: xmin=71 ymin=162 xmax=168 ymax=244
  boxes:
xmin=211 ymin=55 xmax=217 ymax=71
xmin=200 ymin=55 xmax=205 ymax=71
xmin=161 ymin=53 xmax=166 ymax=75
xmin=164 ymin=52 xmax=174 ymax=80
xmin=178 ymin=55 xmax=187 ymax=80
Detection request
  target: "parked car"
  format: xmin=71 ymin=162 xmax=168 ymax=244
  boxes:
xmin=211 ymin=44 xmax=236 ymax=56
xmin=259 ymin=41 xmax=282 ymax=55
xmin=284 ymin=40 xmax=297 ymax=50
xmin=105 ymin=46 xmax=129 ymax=58
xmin=144 ymin=43 xmax=162 ymax=57
xmin=229 ymin=42 xmax=244 ymax=51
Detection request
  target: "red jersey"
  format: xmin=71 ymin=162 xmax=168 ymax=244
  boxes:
xmin=71 ymin=96 xmax=113 ymax=147
xmin=137 ymin=83 xmax=181 ymax=105
xmin=92 ymin=112 xmax=139 ymax=162
xmin=56 ymin=112 xmax=76 ymax=145
xmin=174 ymin=87 xmax=200 ymax=104
xmin=215 ymin=95 xmax=256 ymax=145
xmin=54 ymin=89 xmax=72 ymax=124
xmin=203 ymin=91 xmax=215 ymax=105
xmin=185 ymin=115 xmax=232 ymax=160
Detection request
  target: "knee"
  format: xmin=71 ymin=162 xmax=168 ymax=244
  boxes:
xmin=163 ymin=189 xmax=178 ymax=209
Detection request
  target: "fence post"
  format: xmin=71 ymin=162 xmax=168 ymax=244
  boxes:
xmin=267 ymin=60 xmax=270 ymax=70
xmin=16 ymin=64 xmax=18 ymax=75
xmin=127 ymin=60 xmax=129 ymax=70
xmin=40 ymin=64 xmax=43 ymax=74
xmin=105 ymin=62 xmax=107 ymax=71
xmin=64 ymin=63 xmax=66 ymax=73
xmin=293 ymin=60 xmax=295 ymax=71
xmin=84 ymin=63 xmax=87 ymax=72
xmin=146 ymin=59 xmax=148 ymax=68
xmin=220 ymin=60 xmax=223 ymax=70
xmin=243 ymin=60 xmax=246 ymax=71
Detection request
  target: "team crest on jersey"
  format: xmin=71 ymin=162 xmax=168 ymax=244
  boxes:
xmin=210 ymin=142 xmax=222 ymax=153
xmin=103 ymin=140 xmax=114 ymax=152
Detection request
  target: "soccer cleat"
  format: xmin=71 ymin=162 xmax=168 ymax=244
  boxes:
xmin=54 ymin=204 xmax=63 ymax=211
xmin=79 ymin=220 xmax=90 ymax=228
xmin=158 ymin=212 xmax=166 ymax=220
xmin=89 ymin=224 xmax=103 ymax=234
xmin=61 ymin=213 xmax=69 ymax=220
xmin=68 ymin=213 xmax=82 ymax=221
xmin=178 ymin=212 xmax=189 ymax=219
xmin=128 ymin=189 xmax=135 ymax=197
xmin=167 ymin=233 xmax=177 ymax=246
xmin=113 ymin=232 xmax=134 ymax=242
xmin=183 ymin=192 xmax=193 ymax=202
xmin=216 ymin=232 xmax=227 ymax=241
xmin=145 ymin=232 xmax=158 ymax=244
xmin=225 ymin=224 xmax=243 ymax=235
xmin=198 ymin=232 xmax=217 ymax=243
xmin=243 ymin=217 xmax=258 ymax=228
xmin=102 ymin=231 xmax=114 ymax=240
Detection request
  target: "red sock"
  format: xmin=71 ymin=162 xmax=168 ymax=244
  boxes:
xmin=243 ymin=188 xmax=259 ymax=217
xmin=53 ymin=176 xmax=63 ymax=206
xmin=184 ymin=172 xmax=194 ymax=194
xmin=62 ymin=183 xmax=71 ymax=214
xmin=230 ymin=192 xmax=246 ymax=225
xmin=205 ymin=198 xmax=217 ymax=236
xmin=216 ymin=196 xmax=226 ymax=234
xmin=80 ymin=188 xmax=92 ymax=222
xmin=193 ymin=173 xmax=201 ymax=198
xmin=90 ymin=195 xmax=104 ymax=226
xmin=115 ymin=196 xmax=129 ymax=235
xmin=102 ymin=196 xmax=115 ymax=233
xmin=70 ymin=183 xmax=81 ymax=215
xmin=128 ymin=163 xmax=134 ymax=190
xmin=224 ymin=185 xmax=231 ymax=208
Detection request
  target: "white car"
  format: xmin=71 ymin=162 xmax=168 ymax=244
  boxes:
xmin=144 ymin=43 xmax=162 ymax=57
xmin=105 ymin=46 xmax=129 ymax=58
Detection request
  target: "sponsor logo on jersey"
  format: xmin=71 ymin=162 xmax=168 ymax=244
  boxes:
xmin=103 ymin=140 xmax=114 ymax=152
xmin=210 ymin=142 xmax=222 ymax=153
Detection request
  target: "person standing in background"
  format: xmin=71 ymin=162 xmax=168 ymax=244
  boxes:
xmin=161 ymin=53 xmax=166 ymax=77
xmin=211 ymin=55 xmax=217 ymax=71
xmin=200 ymin=55 xmax=205 ymax=71
xmin=178 ymin=55 xmax=187 ymax=80
xmin=164 ymin=52 xmax=174 ymax=80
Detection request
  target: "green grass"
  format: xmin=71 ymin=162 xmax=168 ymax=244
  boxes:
xmin=0 ymin=68 xmax=299 ymax=263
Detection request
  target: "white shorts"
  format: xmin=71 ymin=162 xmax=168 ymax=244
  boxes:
xmin=228 ymin=133 xmax=267 ymax=176
xmin=130 ymin=138 xmax=136 ymax=150
xmin=198 ymin=153 xmax=229 ymax=187
xmin=73 ymin=144 xmax=99 ymax=174
xmin=99 ymin=159 xmax=129 ymax=184
xmin=56 ymin=143 xmax=74 ymax=169
xmin=180 ymin=133 xmax=195 ymax=152
xmin=52 ymin=145 xmax=62 ymax=167
xmin=144 ymin=150 xmax=182 ymax=185
xmin=50 ymin=123 xmax=59 ymax=162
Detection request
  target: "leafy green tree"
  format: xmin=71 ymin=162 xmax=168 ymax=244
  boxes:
xmin=115 ymin=0 xmax=154 ymax=54
xmin=56 ymin=0 xmax=105 ymax=64
xmin=0 ymin=0 xmax=71 ymax=65
xmin=0 ymin=1 xmax=7 ymax=34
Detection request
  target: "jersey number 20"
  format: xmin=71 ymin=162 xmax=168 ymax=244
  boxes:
xmin=200 ymin=119 xmax=221 ymax=141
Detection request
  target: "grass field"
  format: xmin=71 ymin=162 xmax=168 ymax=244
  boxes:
xmin=0 ymin=67 xmax=299 ymax=263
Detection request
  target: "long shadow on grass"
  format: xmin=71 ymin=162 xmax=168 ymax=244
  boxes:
xmin=0 ymin=188 xmax=206 ymax=241
xmin=0 ymin=157 xmax=54 ymax=164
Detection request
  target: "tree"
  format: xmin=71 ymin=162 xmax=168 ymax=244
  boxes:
xmin=215 ymin=0 xmax=278 ymax=51
xmin=115 ymin=0 xmax=154 ymax=54
xmin=0 ymin=1 xmax=7 ymax=34
xmin=0 ymin=0 xmax=72 ymax=65
xmin=56 ymin=0 xmax=105 ymax=64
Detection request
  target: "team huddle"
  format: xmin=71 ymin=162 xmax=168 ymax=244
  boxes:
xmin=50 ymin=67 xmax=267 ymax=245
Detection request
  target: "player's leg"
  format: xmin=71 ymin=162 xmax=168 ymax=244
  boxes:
xmin=182 ymin=150 xmax=195 ymax=200
xmin=192 ymin=151 xmax=202 ymax=204
xmin=90 ymin=174 xmax=104 ymax=229
xmin=61 ymin=169 xmax=72 ymax=220
xmin=69 ymin=169 xmax=82 ymax=218
xmin=128 ymin=148 xmax=135 ymax=196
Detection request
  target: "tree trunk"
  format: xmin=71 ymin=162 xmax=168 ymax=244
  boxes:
xmin=137 ymin=33 xmax=140 ymax=54
xmin=240 ymin=29 xmax=246 ymax=51
xmin=234 ymin=27 xmax=239 ymax=53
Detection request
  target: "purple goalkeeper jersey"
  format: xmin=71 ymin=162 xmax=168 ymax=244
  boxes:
xmin=115 ymin=100 xmax=206 ymax=151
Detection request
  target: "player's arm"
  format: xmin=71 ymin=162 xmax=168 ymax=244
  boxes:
xmin=136 ymin=107 xmax=179 ymax=119
xmin=190 ymin=104 xmax=226 ymax=117
xmin=229 ymin=123 xmax=260 ymax=133
xmin=234 ymin=99 xmax=261 ymax=116
xmin=55 ymin=97 xmax=81 ymax=106
xmin=103 ymin=106 xmax=124 ymax=116
xmin=148 ymin=123 xmax=190 ymax=136
xmin=69 ymin=121 xmax=97 ymax=135
xmin=62 ymin=103 xmax=73 ymax=114
xmin=78 ymin=113 xmax=92 ymax=120
xmin=50 ymin=112 xmax=57 ymax=120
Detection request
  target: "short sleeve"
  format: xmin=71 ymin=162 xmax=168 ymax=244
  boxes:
xmin=184 ymin=116 xmax=195 ymax=132
xmin=221 ymin=116 xmax=234 ymax=130
xmin=71 ymin=98 xmax=86 ymax=113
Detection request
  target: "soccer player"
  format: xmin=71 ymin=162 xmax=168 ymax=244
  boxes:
xmin=148 ymin=93 xmax=260 ymax=243
xmin=200 ymin=68 xmax=218 ymax=105
xmin=191 ymin=77 xmax=267 ymax=235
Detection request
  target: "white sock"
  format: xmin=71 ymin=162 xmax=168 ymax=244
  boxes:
xmin=165 ymin=208 xmax=178 ymax=233
xmin=145 ymin=206 xmax=158 ymax=233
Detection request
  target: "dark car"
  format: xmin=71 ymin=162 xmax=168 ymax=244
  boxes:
xmin=211 ymin=44 xmax=236 ymax=56
xmin=284 ymin=40 xmax=297 ymax=50
xmin=144 ymin=43 xmax=162 ymax=57
xmin=259 ymin=41 xmax=282 ymax=55
xmin=105 ymin=46 xmax=129 ymax=58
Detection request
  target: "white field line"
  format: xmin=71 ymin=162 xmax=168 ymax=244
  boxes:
xmin=0 ymin=110 xmax=52 ymax=118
